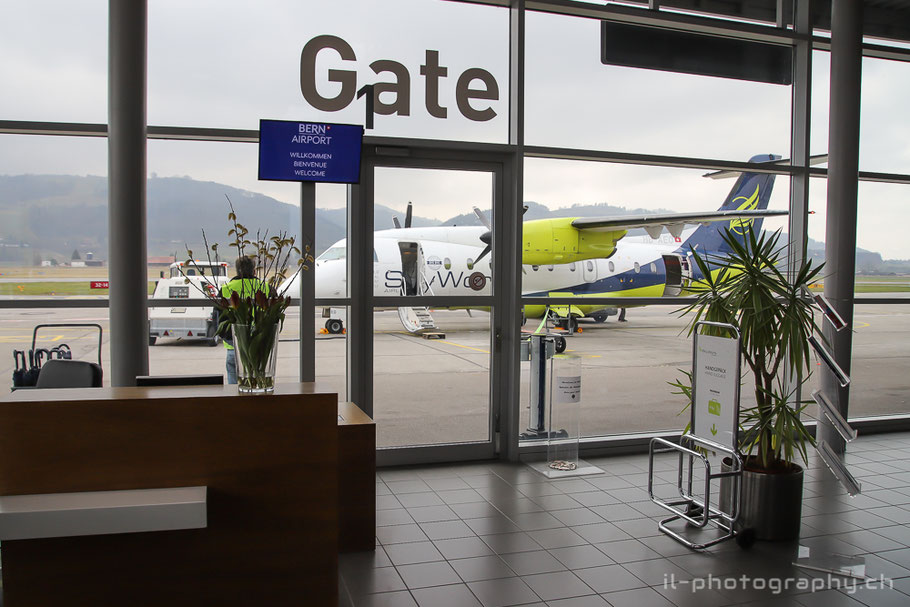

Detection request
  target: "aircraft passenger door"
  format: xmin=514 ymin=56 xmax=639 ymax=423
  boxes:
xmin=397 ymin=242 xmax=419 ymax=296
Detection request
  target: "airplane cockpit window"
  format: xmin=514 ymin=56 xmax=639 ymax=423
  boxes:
xmin=318 ymin=246 xmax=346 ymax=261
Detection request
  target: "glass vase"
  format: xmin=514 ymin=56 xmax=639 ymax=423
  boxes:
xmin=231 ymin=323 xmax=279 ymax=394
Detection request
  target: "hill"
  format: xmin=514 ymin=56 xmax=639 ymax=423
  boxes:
xmin=0 ymin=174 xmax=903 ymax=273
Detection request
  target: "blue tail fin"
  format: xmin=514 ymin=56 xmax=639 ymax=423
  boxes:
xmin=683 ymin=153 xmax=780 ymax=254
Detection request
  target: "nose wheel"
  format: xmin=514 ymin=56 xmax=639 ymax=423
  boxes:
xmin=325 ymin=319 xmax=345 ymax=334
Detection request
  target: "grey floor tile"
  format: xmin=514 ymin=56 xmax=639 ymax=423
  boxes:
xmin=384 ymin=541 xmax=445 ymax=566
xmin=397 ymin=492 xmax=445 ymax=508
xmin=527 ymin=526 xmax=587 ymax=550
xmin=547 ymin=595 xmax=609 ymax=607
xmin=407 ymin=504 xmax=459 ymax=523
xmin=412 ymin=583 xmax=483 ymax=607
xmin=376 ymin=523 xmax=429 ymax=545
xmin=571 ymin=522 xmax=632 ymax=544
xmin=438 ymin=488 xmax=487 ymax=505
xmin=396 ymin=561 xmax=462 ymax=589
xmin=833 ymin=530 xmax=905 ymax=553
xmin=594 ymin=539 xmax=663 ymax=563
xmin=591 ymin=503 xmax=651 ymax=522
xmin=599 ymin=586 xmax=675 ymax=607
xmin=386 ymin=479 xmax=432 ymax=494
xmin=419 ymin=519 xmax=476 ymax=540
xmin=571 ymin=492 xmax=620 ymax=507
xmin=466 ymin=515 xmax=524 ymax=536
xmin=531 ymin=494 xmax=584 ymax=511
xmin=482 ymin=531 xmax=544 ymax=554
xmin=500 ymin=550 xmax=568 ymax=575
xmin=509 ymin=511 xmax=565 ymax=531
xmin=612 ymin=517 xmax=662 ymax=538
xmin=352 ymin=590 xmax=418 ymax=607
xmin=573 ymin=564 xmax=647 ymax=594
xmin=452 ymin=501 xmax=506 ymax=520
xmin=621 ymin=557 xmax=692 ymax=586
xmin=869 ymin=506 xmax=910 ymax=525
xmin=450 ymin=555 xmax=517 ymax=582
xmin=344 ymin=566 xmax=407 ymax=597
xmin=377 ymin=508 xmax=415 ymax=527
xmin=521 ymin=570 xmax=594 ymax=601
xmin=434 ymin=536 xmax=497 ymax=560
xmin=493 ymin=497 xmax=547 ymax=516
xmin=377 ymin=494 xmax=403 ymax=510
xmin=468 ymin=576 xmax=541 ymax=607
xmin=878 ymin=547 xmax=910 ymax=569
xmin=843 ymin=585 xmax=910 ymax=607
xmin=653 ymin=583 xmax=730 ymax=607
xmin=551 ymin=508 xmax=606 ymax=527
xmin=425 ymin=477 xmax=472 ymax=491
xmin=793 ymin=588 xmax=873 ymax=606
xmin=606 ymin=487 xmax=651 ymax=503
xmin=519 ymin=482 xmax=566 ymax=498
xmin=550 ymin=544 xmax=615 ymax=569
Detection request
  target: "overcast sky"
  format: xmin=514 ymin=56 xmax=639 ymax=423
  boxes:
xmin=1 ymin=0 xmax=908 ymax=257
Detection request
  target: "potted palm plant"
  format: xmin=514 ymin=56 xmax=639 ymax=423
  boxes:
xmin=678 ymin=226 xmax=821 ymax=541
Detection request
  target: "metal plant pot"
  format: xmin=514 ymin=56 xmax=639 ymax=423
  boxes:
xmin=721 ymin=458 xmax=804 ymax=542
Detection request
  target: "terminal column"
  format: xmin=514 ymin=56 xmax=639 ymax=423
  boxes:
xmin=821 ymin=0 xmax=863 ymax=453
xmin=108 ymin=0 xmax=149 ymax=385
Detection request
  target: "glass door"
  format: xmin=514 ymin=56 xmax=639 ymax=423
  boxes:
xmin=353 ymin=149 xmax=512 ymax=464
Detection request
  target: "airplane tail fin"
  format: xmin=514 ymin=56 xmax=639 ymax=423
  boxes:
xmin=684 ymin=153 xmax=781 ymax=254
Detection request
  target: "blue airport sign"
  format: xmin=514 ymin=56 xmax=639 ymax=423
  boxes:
xmin=258 ymin=119 xmax=363 ymax=184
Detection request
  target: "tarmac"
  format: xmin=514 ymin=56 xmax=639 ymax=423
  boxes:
xmin=2 ymin=303 xmax=908 ymax=448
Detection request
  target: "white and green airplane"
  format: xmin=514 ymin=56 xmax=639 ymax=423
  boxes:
xmin=283 ymin=154 xmax=787 ymax=334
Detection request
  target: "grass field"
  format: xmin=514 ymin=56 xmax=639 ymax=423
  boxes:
xmin=0 ymin=282 xmax=157 ymax=296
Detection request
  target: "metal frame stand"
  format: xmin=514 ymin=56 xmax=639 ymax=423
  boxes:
xmin=648 ymin=435 xmax=742 ymax=549
xmin=647 ymin=320 xmax=744 ymax=550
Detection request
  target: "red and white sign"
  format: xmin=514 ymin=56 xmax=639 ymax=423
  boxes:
xmin=90 ymin=281 xmax=109 ymax=289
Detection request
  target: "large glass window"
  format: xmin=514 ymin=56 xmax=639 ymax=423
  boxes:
xmin=0 ymin=2 xmax=108 ymax=123
xmin=148 ymin=0 xmax=508 ymax=142
xmin=525 ymin=11 xmax=792 ymax=159
xmin=521 ymin=157 xmax=789 ymax=438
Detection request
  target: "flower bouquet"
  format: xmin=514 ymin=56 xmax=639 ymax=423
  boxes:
xmin=181 ymin=200 xmax=313 ymax=392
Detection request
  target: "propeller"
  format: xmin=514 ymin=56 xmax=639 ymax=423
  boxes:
xmin=471 ymin=206 xmax=493 ymax=265
xmin=392 ymin=201 xmax=413 ymax=229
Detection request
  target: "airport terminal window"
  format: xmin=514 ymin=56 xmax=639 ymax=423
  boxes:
xmin=525 ymin=10 xmax=791 ymax=160
xmin=522 ymin=157 xmax=791 ymax=438
xmin=148 ymin=0 xmax=509 ymax=143
xmin=859 ymin=57 xmax=910 ymax=174
xmin=0 ymin=2 xmax=107 ymax=123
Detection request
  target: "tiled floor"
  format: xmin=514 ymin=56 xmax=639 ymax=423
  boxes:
xmin=340 ymin=432 xmax=910 ymax=607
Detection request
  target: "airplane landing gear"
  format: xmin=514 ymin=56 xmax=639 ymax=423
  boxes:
xmin=325 ymin=318 xmax=345 ymax=334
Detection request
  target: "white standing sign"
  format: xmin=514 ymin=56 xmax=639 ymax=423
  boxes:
xmin=692 ymin=333 xmax=739 ymax=449
xmin=556 ymin=375 xmax=582 ymax=405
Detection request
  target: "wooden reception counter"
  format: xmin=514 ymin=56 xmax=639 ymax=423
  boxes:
xmin=0 ymin=383 xmax=352 ymax=606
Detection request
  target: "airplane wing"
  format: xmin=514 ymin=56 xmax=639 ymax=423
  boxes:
xmin=571 ymin=210 xmax=787 ymax=239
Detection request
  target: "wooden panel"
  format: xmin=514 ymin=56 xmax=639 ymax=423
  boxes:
xmin=0 ymin=384 xmax=339 ymax=606
xmin=338 ymin=402 xmax=376 ymax=553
